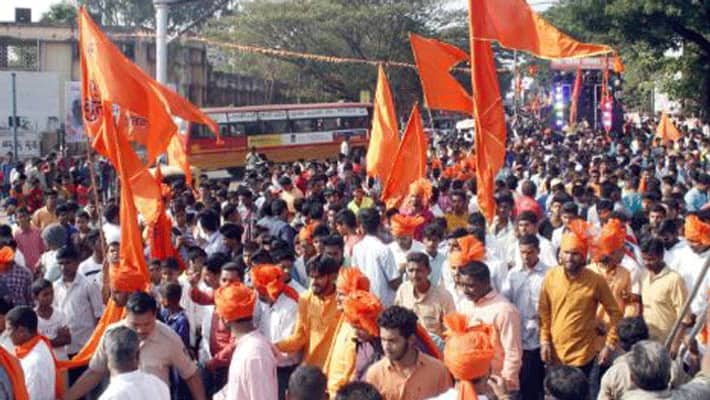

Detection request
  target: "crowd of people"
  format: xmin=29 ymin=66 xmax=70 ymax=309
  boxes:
xmin=0 ymin=113 xmax=707 ymax=400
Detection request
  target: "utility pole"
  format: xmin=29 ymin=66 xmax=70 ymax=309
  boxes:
xmin=154 ymin=1 xmax=169 ymax=84
xmin=11 ymin=72 xmax=18 ymax=159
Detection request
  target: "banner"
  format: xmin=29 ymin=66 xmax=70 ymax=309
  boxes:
xmin=64 ymin=81 xmax=85 ymax=143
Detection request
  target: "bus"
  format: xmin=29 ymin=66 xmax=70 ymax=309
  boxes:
xmin=184 ymin=102 xmax=371 ymax=172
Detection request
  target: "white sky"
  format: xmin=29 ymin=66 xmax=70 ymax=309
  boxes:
xmin=448 ymin=0 xmax=557 ymax=11
xmin=0 ymin=0 xmax=59 ymax=22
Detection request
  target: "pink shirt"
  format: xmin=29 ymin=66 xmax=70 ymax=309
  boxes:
xmin=214 ymin=330 xmax=278 ymax=400
xmin=458 ymin=290 xmax=523 ymax=390
xmin=13 ymin=226 xmax=45 ymax=272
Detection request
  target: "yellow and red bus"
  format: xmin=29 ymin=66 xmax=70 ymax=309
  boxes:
xmin=184 ymin=102 xmax=371 ymax=172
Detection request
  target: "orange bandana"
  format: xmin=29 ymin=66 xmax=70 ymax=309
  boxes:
xmin=409 ymin=178 xmax=433 ymax=205
xmin=443 ymin=313 xmax=496 ymax=400
xmin=336 ymin=267 xmax=370 ymax=295
xmin=108 ymin=262 xmax=147 ymax=293
xmin=685 ymin=215 xmax=710 ymax=246
xmin=448 ymin=235 xmax=485 ymax=268
xmin=251 ymin=264 xmax=299 ymax=303
xmin=15 ymin=335 xmax=63 ymax=398
xmin=342 ymin=290 xmax=382 ymax=337
xmin=390 ymin=214 xmax=425 ymax=237
xmin=214 ymin=282 xmax=256 ymax=322
xmin=560 ymin=220 xmax=592 ymax=260
xmin=0 ymin=346 xmax=28 ymax=400
xmin=591 ymin=218 xmax=626 ymax=262
xmin=0 ymin=246 xmax=14 ymax=272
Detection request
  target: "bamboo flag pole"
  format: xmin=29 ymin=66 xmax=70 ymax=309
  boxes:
xmin=664 ymin=255 xmax=710 ymax=350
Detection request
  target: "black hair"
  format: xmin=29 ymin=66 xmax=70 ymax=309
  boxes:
xmin=640 ymin=236 xmax=665 ymax=257
xmin=103 ymin=203 xmax=119 ymax=222
xmin=517 ymin=210 xmax=539 ymax=224
xmin=518 ymin=234 xmax=540 ymax=249
xmin=467 ymin=212 xmax=486 ymax=230
xmin=271 ymin=248 xmax=296 ymax=263
xmin=321 ymin=234 xmax=344 ymax=249
xmin=6 ymin=306 xmax=38 ymax=333
xmin=335 ymin=209 xmax=357 ymax=229
xmin=205 ymin=252 xmax=230 ymax=274
xmin=335 ymin=382 xmax=383 ymax=400
xmin=125 ymin=292 xmax=158 ymax=315
xmin=306 ymin=256 xmax=340 ymax=276
xmin=544 ymin=365 xmax=589 ymax=400
xmin=198 ymin=209 xmax=220 ymax=232
xmin=222 ymin=261 xmax=246 ymax=282
xmin=494 ymin=191 xmax=514 ymax=206
xmin=309 ymin=202 xmax=324 ymax=220
xmin=458 ymin=261 xmax=491 ymax=284
xmin=0 ymin=298 xmax=13 ymax=315
xmin=31 ymin=278 xmax=52 ymax=297
xmin=160 ymin=282 xmax=183 ymax=304
xmin=270 ymin=199 xmax=288 ymax=217
xmin=422 ymin=223 xmax=443 ymax=240
xmin=561 ymin=201 xmax=579 ymax=215
xmin=220 ymin=223 xmax=244 ymax=240
xmin=359 ymin=208 xmax=380 ymax=234
xmin=161 ymin=257 xmax=181 ymax=271
xmin=251 ymin=250 xmax=274 ymax=265
xmin=312 ymin=224 xmax=331 ymax=239
xmin=287 ymin=365 xmax=327 ymax=400
xmin=406 ymin=251 xmax=430 ymax=271
xmin=187 ymin=246 xmax=207 ymax=262
xmin=617 ymin=317 xmax=650 ymax=352
xmin=377 ymin=305 xmax=418 ymax=338
xmin=56 ymin=245 xmax=80 ymax=261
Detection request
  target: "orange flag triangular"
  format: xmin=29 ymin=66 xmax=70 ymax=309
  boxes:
xmin=167 ymin=134 xmax=193 ymax=187
xmin=656 ymin=112 xmax=682 ymax=143
xmin=409 ymin=33 xmax=473 ymax=114
xmin=381 ymin=104 xmax=428 ymax=207
xmin=366 ymin=65 xmax=400 ymax=182
xmin=469 ymin=2 xmax=507 ymax=224
xmin=469 ymin=0 xmax=614 ymax=59
xmin=569 ymin=66 xmax=582 ymax=126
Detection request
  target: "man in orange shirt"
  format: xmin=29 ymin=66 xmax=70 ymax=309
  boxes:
xmin=276 ymin=256 xmax=341 ymax=368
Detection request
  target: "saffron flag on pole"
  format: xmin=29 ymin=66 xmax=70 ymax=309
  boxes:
xmin=409 ymin=33 xmax=472 ymax=114
xmin=469 ymin=0 xmax=615 ymax=59
xmin=167 ymin=134 xmax=193 ymax=187
xmin=569 ymin=66 xmax=582 ymax=126
xmin=656 ymin=112 xmax=682 ymax=143
xmin=381 ymin=104 xmax=428 ymax=208
xmin=366 ymin=65 xmax=400 ymax=183
xmin=468 ymin=2 xmax=507 ymax=224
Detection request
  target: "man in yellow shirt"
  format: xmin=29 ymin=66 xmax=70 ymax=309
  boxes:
xmin=443 ymin=189 xmax=469 ymax=233
xmin=276 ymin=256 xmax=341 ymax=368
xmin=31 ymin=190 xmax=58 ymax=229
xmin=539 ymin=221 xmax=622 ymax=385
xmin=347 ymin=185 xmax=374 ymax=216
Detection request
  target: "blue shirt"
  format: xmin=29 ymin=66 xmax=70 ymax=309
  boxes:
xmin=684 ymin=187 xmax=708 ymax=212
xmin=158 ymin=308 xmax=190 ymax=348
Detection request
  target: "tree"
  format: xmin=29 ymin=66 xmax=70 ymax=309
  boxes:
xmin=546 ymin=0 xmax=710 ymax=118
xmin=41 ymin=1 xmax=78 ymax=24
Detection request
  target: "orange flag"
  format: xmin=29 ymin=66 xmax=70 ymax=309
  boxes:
xmin=656 ymin=112 xmax=682 ymax=143
xmin=167 ymin=134 xmax=193 ymax=187
xmin=469 ymin=0 xmax=614 ymax=59
xmin=381 ymin=104 xmax=428 ymax=207
xmin=469 ymin=3 xmax=507 ymax=224
xmin=569 ymin=66 xmax=582 ymax=126
xmin=409 ymin=33 xmax=472 ymax=114
xmin=366 ymin=65 xmax=400 ymax=182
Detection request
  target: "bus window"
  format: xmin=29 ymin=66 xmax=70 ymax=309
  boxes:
xmin=258 ymin=119 xmax=289 ymax=134
xmin=340 ymin=116 xmax=368 ymax=130
xmin=223 ymin=121 xmax=259 ymax=136
xmin=190 ymin=123 xmax=214 ymax=138
xmin=291 ymin=119 xmax=316 ymax=133
xmin=317 ymin=118 xmax=339 ymax=131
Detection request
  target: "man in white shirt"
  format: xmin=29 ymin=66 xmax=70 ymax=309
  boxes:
xmin=504 ymin=211 xmax=558 ymax=269
xmin=351 ymin=208 xmax=401 ymax=307
xmin=198 ymin=210 xmax=227 ymax=256
xmin=98 ymin=326 xmax=170 ymax=400
xmin=53 ymin=245 xmax=104 ymax=385
xmin=77 ymin=230 xmax=104 ymax=288
xmin=387 ymin=214 xmax=426 ymax=275
xmin=6 ymin=306 xmax=57 ymax=400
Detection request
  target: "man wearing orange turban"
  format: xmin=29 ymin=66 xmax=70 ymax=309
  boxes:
xmin=442 ymin=233 xmax=487 ymax=308
xmin=213 ymin=282 xmax=278 ymax=400
xmin=251 ymin=264 xmax=301 ymax=397
xmin=323 ymin=269 xmax=371 ymax=397
xmin=401 ymin=179 xmax=435 ymax=241
xmin=437 ymin=313 xmax=498 ymax=400
xmin=388 ymin=214 xmax=426 ymax=274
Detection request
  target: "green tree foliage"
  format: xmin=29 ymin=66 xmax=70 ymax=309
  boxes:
xmin=546 ymin=0 xmax=710 ymax=117
xmin=41 ymin=1 xmax=78 ymax=24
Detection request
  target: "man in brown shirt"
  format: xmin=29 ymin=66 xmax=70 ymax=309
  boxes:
xmin=365 ymin=306 xmax=451 ymax=400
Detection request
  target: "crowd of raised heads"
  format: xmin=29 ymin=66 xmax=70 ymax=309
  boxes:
xmin=0 ymin=113 xmax=707 ymax=400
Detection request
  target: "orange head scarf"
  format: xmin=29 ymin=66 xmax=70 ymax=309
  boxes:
xmin=409 ymin=178 xmax=433 ymax=205
xmin=251 ymin=264 xmax=293 ymax=302
xmin=342 ymin=290 xmax=383 ymax=337
xmin=591 ymin=218 xmax=626 ymax=262
xmin=390 ymin=214 xmax=425 ymax=237
xmin=336 ymin=267 xmax=370 ymax=295
xmin=560 ymin=220 xmax=592 ymax=260
xmin=0 ymin=246 xmax=14 ymax=272
xmin=448 ymin=235 xmax=485 ymax=269
xmin=108 ymin=263 xmax=146 ymax=293
xmin=298 ymin=223 xmax=316 ymax=244
xmin=685 ymin=215 xmax=710 ymax=246
xmin=443 ymin=313 xmax=496 ymax=400
xmin=214 ymin=282 xmax=256 ymax=322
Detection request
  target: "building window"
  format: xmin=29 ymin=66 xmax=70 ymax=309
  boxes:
xmin=0 ymin=40 xmax=38 ymax=70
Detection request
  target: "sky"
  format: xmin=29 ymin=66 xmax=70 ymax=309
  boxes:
xmin=0 ymin=0 xmax=58 ymax=22
xmin=448 ymin=0 xmax=558 ymax=11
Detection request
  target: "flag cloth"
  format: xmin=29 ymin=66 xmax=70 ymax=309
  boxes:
xmin=656 ymin=112 xmax=682 ymax=143
xmin=167 ymin=134 xmax=193 ymax=187
xmin=409 ymin=33 xmax=472 ymax=114
xmin=58 ymin=300 xmax=124 ymax=370
xmin=366 ymin=65 xmax=400 ymax=182
xmin=468 ymin=37 xmax=506 ymax=223
xmin=0 ymin=346 xmax=28 ymax=400
xmin=469 ymin=0 xmax=614 ymax=59
xmin=381 ymin=105 xmax=428 ymax=207
xmin=569 ymin=66 xmax=582 ymax=126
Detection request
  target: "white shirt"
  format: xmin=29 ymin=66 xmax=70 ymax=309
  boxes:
xmin=388 ymin=240 xmax=426 ymax=271
xmin=78 ymin=256 xmax=104 ymax=288
xmin=99 ymin=370 xmax=170 ymax=400
xmin=666 ymin=246 xmax=710 ymax=316
xmin=253 ymin=294 xmax=301 ymax=367
xmin=428 ymin=388 xmax=488 ymax=400
xmin=41 ymin=250 xmax=61 ymax=282
xmin=352 ymin=235 xmax=401 ymax=307
xmin=178 ymin=275 xmax=208 ymax=347
xmin=203 ymin=230 xmax=226 ymax=257
xmin=505 ymin=234 xmax=558 ymax=270
xmin=37 ymin=308 xmax=69 ymax=360
xmin=53 ymin=273 xmax=104 ymax=354
xmin=485 ymin=255 xmax=509 ymax=294
xmin=19 ymin=338 xmax=56 ymax=400
xmin=427 ymin=250 xmax=447 ymax=287
xmin=551 ymin=226 xmax=565 ymax=254
xmin=340 ymin=140 xmax=350 ymax=156
xmin=501 ymin=261 xmax=549 ymax=350
xmin=198 ymin=306 xmax=215 ymax=364
xmin=213 ymin=330 xmax=278 ymax=400
xmin=621 ymin=254 xmax=643 ymax=295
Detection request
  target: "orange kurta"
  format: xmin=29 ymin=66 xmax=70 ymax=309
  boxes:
xmin=276 ymin=290 xmax=341 ymax=368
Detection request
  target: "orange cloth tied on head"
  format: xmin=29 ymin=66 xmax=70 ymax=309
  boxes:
xmin=251 ymin=264 xmax=296 ymax=302
xmin=390 ymin=214 xmax=425 ymax=237
xmin=109 ymin=263 xmax=146 ymax=292
xmin=409 ymin=178 xmax=433 ymax=205
xmin=336 ymin=267 xmax=370 ymax=295
xmin=591 ymin=218 xmax=626 ymax=262
xmin=685 ymin=215 xmax=710 ymax=246
xmin=214 ymin=282 xmax=256 ymax=322
xmin=443 ymin=313 xmax=496 ymax=400
xmin=298 ymin=223 xmax=316 ymax=244
xmin=448 ymin=235 xmax=485 ymax=268
xmin=560 ymin=220 xmax=592 ymax=260
xmin=342 ymin=290 xmax=383 ymax=337
xmin=0 ymin=246 xmax=15 ymax=272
